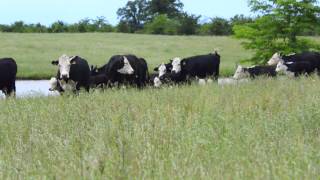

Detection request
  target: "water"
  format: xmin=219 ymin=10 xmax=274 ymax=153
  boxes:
xmin=0 ymin=78 xmax=248 ymax=98
xmin=0 ymin=80 xmax=58 ymax=98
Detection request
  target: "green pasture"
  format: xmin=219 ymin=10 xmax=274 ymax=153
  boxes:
xmin=0 ymin=33 xmax=252 ymax=79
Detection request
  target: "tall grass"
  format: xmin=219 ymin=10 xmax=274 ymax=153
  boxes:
xmin=0 ymin=33 xmax=252 ymax=79
xmin=0 ymin=77 xmax=319 ymax=179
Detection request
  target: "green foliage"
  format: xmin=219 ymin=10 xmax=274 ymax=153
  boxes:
xmin=148 ymin=0 xmax=184 ymax=18
xmin=117 ymin=0 xmax=148 ymax=32
xmin=209 ymin=17 xmax=232 ymax=36
xmin=177 ymin=13 xmax=200 ymax=35
xmin=234 ymin=0 xmax=320 ymax=64
xmin=144 ymin=14 xmax=179 ymax=35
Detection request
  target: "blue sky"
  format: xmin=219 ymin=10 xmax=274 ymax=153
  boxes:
xmin=0 ymin=0 xmax=251 ymax=25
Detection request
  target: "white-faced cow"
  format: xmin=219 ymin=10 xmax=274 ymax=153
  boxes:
xmin=233 ymin=65 xmax=276 ymax=80
xmin=268 ymin=52 xmax=320 ymax=70
xmin=51 ymin=55 xmax=90 ymax=92
xmin=275 ymin=61 xmax=317 ymax=77
xmin=104 ymin=55 xmax=149 ymax=88
xmin=170 ymin=52 xmax=220 ymax=84
xmin=0 ymin=58 xmax=17 ymax=97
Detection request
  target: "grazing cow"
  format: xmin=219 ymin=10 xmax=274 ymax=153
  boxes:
xmin=154 ymin=62 xmax=173 ymax=79
xmin=0 ymin=58 xmax=17 ymax=97
xmin=275 ymin=61 xmax=317 ymax=77
xmin=268 ymin=52 xmax=320 ymax=69
xmin=233 ymin=65 xmax=277 ymax=79
xmin=49 ymin=77 xmax=64 ymax=93
xmin=170 ymin=52 xmax=220 ymax=83
xmin=51 ymin=55 xmax=90 ymax=92
xmin=104 ymin=55 xmax=148 ymax=88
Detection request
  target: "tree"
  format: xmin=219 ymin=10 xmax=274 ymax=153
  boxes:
xmin=117 ymin=0 xmax=149 ymax=32
xmin=144 ymin=14 xmax=179 ymax=35
xmin=177 ymin=13 xmax=200 ymax=35
xmin=210 ymin=17 xmax=232 ymax=35
xmin=148 ymin=0 xmax=183 ymax=18
xmin=234 ymin=0 xmax=320 ymax=64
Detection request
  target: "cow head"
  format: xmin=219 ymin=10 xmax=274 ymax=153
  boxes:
xmin=276 ymin=61 xmax=295 ymax=77
xmin=51 ymin=54 xmax=77 ymax=81
xmin=233 ymin=65 xmax=249 ymax=80
xmin=117 ymin=56 xmax=134 ymax=75
xmin=275 ymin=61 xmax=289 ymax=73
xmin=171 ymin=57 xmax=183 ymax=73
xmin=267 ymin=53 xmax=284 ymax=66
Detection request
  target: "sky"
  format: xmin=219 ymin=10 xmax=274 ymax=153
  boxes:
xmin=0 ymin=0 xmax=252 ymax=25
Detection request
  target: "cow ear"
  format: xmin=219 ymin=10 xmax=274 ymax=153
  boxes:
xmin=70 ymin=56 xmax=77 ymax=64
xmin=51 ymin=60 xmax=59 ymax=65
xmin=154 ymin=67 xmax=159 ymax=72
xmin=181 ymin=60 xmax=187 ymax=66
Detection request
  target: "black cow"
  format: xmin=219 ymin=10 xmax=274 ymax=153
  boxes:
xmin=233 ymin=65 xmax=277 ymax=79
xmin=276 ymin=61 xmax=317 ymax=77
xmin=104 ymin=55 xmax=149 ymax=88
xmin=170 ymin=52 xmax=220 ymax=83
xmin=51 ymin=55 xmax=90 ymax=92
xmin=0 ymin=58 xmax=17 ymax=97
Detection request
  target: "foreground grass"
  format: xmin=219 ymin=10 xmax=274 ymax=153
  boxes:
xmin=0 ymin=33 xmax=252 ymax=79
xmin=0 ymin=77 xmax=319 ymax=179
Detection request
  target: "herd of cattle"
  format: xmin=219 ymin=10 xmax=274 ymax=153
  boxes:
xmin=0 ymin=51 xmax=320 ymax=97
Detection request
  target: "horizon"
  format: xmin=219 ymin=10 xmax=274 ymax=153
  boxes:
xmin=0 ymin=0 xmax=252 ymax=26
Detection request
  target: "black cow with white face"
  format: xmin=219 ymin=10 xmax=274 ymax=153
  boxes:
xmin=268 ymin=52 xmax=320 ymax=68
xmin=233 ymin=65 xmax=277 ymax=79
xmin=0 ymin=58 xmax=17 ymax=97
xmin=51 ymin=55 xmax=90 ymax=92
xmin=104 ymin=55 xmax=148 ymax=88
xmin=170 ymin=52 xmax=220 ymax=83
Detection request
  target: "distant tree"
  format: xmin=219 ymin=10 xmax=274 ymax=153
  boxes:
xmin=177 ymin=13 xmax=200 ymax=35
xmin=234 ymin=0 xmax=320 ymax=64
xmin=117 ymin=0 xmax=149 ymax=32
xmin=230 ymin=14 xmax=254 ymax=26
xmin=49 ymin=21 xmax=67 ymax=33
xmin=210 ymin=17 xmax=232 ymax=35
xmin=145 ymin=14 xmax=179 ymax=35
xmin=148 ymin=0 xmax=183 ymax=18
xmin=11 ymin=21 xmax=25 ymax=33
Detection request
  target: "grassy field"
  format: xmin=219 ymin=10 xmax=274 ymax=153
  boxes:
xmin=0 ymin=33 xmax=319 ymax=178
xmin=0 ymin=77 xmax=319 ymax=178
xmin=0 ymin=33 xmax=252 ymax=79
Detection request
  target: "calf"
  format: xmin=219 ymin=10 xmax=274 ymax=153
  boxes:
xmin=276 ymin=61 xmax=317 ymax=77
xmin=49 ymin=77 xmax=64 ymax=94
xmin=233 ymin=65 xmax=276 ymax=79
xmin=0 ymin=58 xmax=17 ymax=97
xmin=170 ymin=52 xmax=220 ymax=83
xmin=51 ymin=55 xmax=90 ymax=92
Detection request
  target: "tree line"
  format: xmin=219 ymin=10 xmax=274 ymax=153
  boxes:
xmin=0 ymin=0 xmax=319 ymax=36
xmin=0 ymin=15 xmax=253 ymax=35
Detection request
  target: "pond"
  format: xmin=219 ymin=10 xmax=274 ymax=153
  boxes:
xmin=0 ymin=78 xmax=247 ymax=98
xmin=0 ymin=80 xmax=58 ymax=98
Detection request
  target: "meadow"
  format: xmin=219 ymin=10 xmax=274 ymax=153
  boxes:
xmin=0 ymin=33 xmax=319 ymax=179
xmin=0 ymin=33 xmax=252 ymax=79
xmin=0 ymin=77 xmax=319 ymax=178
